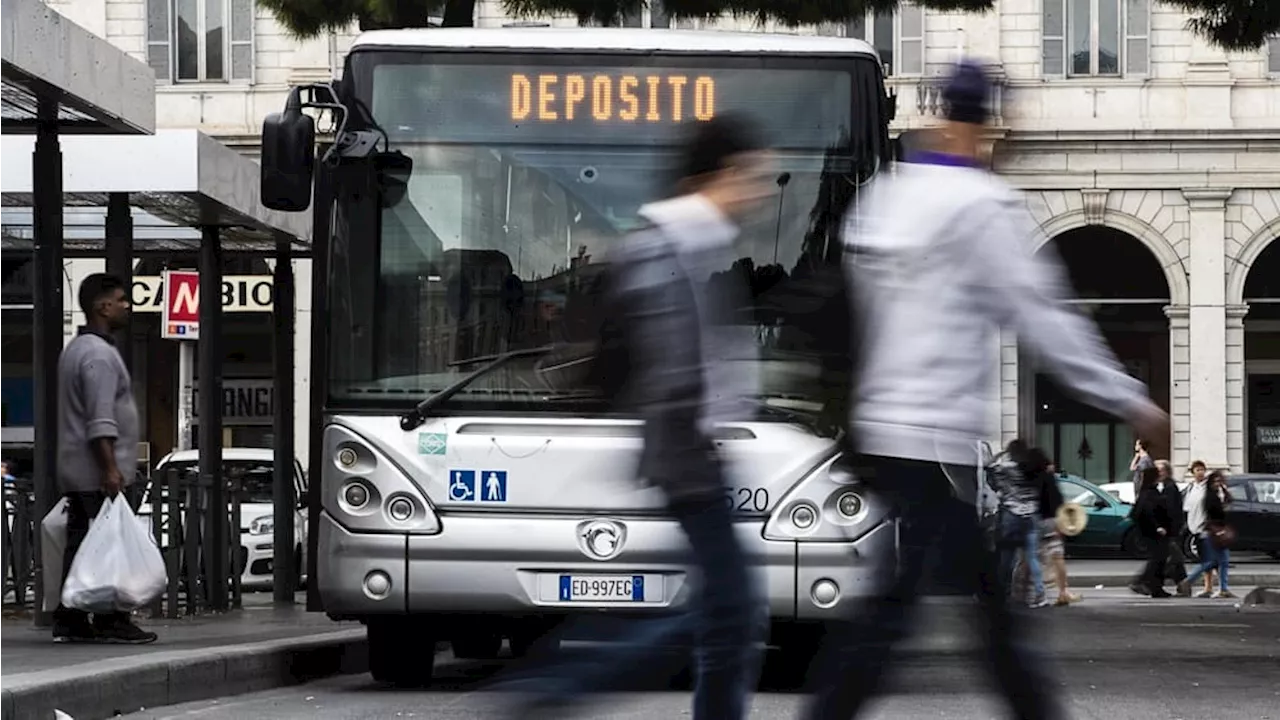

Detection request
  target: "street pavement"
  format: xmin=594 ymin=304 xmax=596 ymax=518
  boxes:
xmin=116 ymin=587 xmax=1280 ymax=720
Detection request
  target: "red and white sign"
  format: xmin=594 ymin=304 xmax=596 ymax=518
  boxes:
xmin=161 ymin=270 xmax=200 ymax=340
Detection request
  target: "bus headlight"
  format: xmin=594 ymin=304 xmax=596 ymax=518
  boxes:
xmin=763 ymin=454 xmax=890 ymax=542
xmin=322 ymin=425 xmax=441 ymax=535
xmin=337 ymin=448 xmax=358 ymax=468
xmin=387 ymin=496 xmax=415 ymax=522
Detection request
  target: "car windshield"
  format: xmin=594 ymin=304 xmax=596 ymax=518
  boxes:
xmin=326 ymin=50 xmax=887 ymax=414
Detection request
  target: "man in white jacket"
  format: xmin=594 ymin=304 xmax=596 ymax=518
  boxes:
xmin=801 ymin=60 xmax=1169 ymax=720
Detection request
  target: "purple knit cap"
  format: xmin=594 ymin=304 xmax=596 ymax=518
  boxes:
xmin=942 ymin=60 xmax=991 ymax=125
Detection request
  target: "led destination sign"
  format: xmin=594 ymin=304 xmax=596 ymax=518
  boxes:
xmin=374 ymin=62 xmax=853 ymax=147
xmin=510 ymin=73 xmax=716 ymax=124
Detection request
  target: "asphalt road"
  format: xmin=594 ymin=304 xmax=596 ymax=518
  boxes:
xmin=121 ymin=591 xmax=1280 ymax=720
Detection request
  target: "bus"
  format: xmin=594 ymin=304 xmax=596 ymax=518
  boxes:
xmin=259 ymin=27 xmax=894 ymax=685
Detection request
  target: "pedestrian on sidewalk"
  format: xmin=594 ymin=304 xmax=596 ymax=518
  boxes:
xmin=52 ymin=273 xmax=157 ymax=645
xmin=498 ymin=113 xmax=770 ymax=720
xmin=1128 ymin=459 xmax=1190 ymax=596
xmin=1131 ymin=466 xmax=1176 ymax=598
xmin=1185 ymin=469 xmax=1235 ymax=598
xmin=991 ymin=440 xmax=1048 ymax=608
xmin=1130 ymin=439 xmax=1154 ymax=498
xmin=1014 ymin=458 xmax=1082 ymax=607
xmin=800 ymin=59 xmax=1167 ymax=720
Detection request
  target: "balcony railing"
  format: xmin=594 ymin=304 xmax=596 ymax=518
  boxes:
xmin=903 ymin=67 xmax=1007 ymax=126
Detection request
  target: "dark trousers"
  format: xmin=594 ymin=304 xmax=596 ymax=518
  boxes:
xmin=1139 ymin=533 xmax=1170 ymax=593
xmin=802 ymin=457 xmax=1063 ymax=720
xmin=1131 ymin=535 xmax=1186 ymax=588
xmin=56 ymin=487 xmax=139 ymax=625
xmin=501 ymin=493 xmax=764 ymax=720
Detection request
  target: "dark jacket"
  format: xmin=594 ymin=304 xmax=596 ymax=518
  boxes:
xmin=1132 ymin=485 xmax=1173 ymax=539
xmin=605 ymin=196 xmax=755 ymax=503
xmin=1159 ymin=481 xmax=1186 ymax=535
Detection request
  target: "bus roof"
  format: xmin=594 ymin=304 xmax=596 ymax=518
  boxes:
xmin=349 ymin=27 xmax=878 ymax=58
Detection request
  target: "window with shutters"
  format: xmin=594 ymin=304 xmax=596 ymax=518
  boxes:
xmin=1042 ymin=0 xmax=1149 ymax=77
xmin=146 ymin=0 xmax=255 ymax=84
xmin=833 ymin=4 xmax=924 ymax=77
xmin=1268 ymin=37 xmax=1280 ymax=74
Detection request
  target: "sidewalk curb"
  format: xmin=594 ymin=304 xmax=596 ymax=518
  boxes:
xmin=1071 ymin=573 xmax=1280 ymax=587
xmin=1 ymin=629 xmax=367 ymax=720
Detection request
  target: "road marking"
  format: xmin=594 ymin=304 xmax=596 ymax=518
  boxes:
xmin=1138 ymin=622 xmax=1251 ymax=628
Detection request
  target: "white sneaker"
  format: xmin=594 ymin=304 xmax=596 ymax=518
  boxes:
xmin=1029 ymin=598 xmax=1052 ymax=609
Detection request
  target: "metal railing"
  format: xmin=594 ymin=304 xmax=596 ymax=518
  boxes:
xmin=2 ymin=468 xmax=245 ymax=617
xmin=910 ymin=72 xmax=1007 ymax=126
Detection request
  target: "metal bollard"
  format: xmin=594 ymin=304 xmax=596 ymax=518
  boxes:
xmin=228 ymin=476 xmax=243 ymax=610
xmin=11 ymin=481 xmax=34 ymax=608
xmin=165 ymin=468 xmax=182 ymax=619
xmin=2 ymin=487 xmax=14 ymax=603
xmin=182 ymin=475 xmax=201 ymax=615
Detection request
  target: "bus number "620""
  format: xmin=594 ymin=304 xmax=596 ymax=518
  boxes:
xmin=723 ymin=487 xmax=770 ymax=513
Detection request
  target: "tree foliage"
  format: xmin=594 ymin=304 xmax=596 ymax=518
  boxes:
xmin=260 ymin=0 xmax=1278 ymax=52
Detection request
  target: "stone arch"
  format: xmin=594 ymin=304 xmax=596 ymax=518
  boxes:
xmin=1227 ymin=216 xmax=1280 ymax=305
xmin=1034 ymin=210 xmax=1189 ymax=307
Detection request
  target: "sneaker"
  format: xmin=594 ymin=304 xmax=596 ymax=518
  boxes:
xmin=1213 ymin=590 xmax=1235 ymax=599
xmin=94 ymin=619 xmax=158 ymax=645
xmin=52 ymin=618 xmax=97 ymax=644
xmin=1150 ymin=588 xmax=1173 ymax=598
xmin=1195 ymin=590 xmax=1213 ymax=598
xmin=1176 ymin=580 xmax=1192 ymax=597
xmin=1029 ymin=597 xmax=1052 ymax=609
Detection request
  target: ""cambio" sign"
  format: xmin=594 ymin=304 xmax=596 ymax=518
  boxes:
xmin=130 ymin=275 xmax=274 ymax=313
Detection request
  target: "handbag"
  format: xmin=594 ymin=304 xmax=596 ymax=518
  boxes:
xmin=1207 ymin=522 xmax=1236 ymax=550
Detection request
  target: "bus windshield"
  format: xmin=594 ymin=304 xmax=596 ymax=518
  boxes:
xmin=328 ymin=49 xmax=888 ymax=413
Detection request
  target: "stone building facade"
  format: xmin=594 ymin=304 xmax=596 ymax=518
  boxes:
xmin=25 ymin=0 xmax=1280 ymax=481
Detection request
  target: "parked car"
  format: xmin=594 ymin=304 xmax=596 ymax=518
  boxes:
xmin=140 ymin=448 xmax=309 ymax=590
xmin=1181 ymin=473 xmax=1280 ymax=562
xmin=1054 ymin=473 xmax=1148 ymax=558
xmin=1098 ymin=479 xmax=1190 ymax=506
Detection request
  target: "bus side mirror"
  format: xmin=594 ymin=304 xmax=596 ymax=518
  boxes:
xmin=260 ymin=89 xmax=315 ymax=212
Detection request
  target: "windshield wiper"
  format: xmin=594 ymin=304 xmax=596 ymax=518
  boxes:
xmin=399 ymin=346 xmax=554 ymax=431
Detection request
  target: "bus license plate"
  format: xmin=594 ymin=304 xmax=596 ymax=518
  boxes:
xmin=558 ymin=575 xmax=647 ymax=602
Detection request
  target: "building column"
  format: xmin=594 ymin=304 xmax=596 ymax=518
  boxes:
xmin=1226 ymin=304 xmax=1249 ymax=472
xmin=1183 ymin=188 xmax=1233 ymax=471
xmin=1165 ymin=305 xmax=1191 ymax=474
xmin=999 ymin=328 xmax=1020 ymax=447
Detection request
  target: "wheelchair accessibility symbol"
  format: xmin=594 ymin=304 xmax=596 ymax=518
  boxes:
xmin=448 ymin=470 xmax=476 ymax=501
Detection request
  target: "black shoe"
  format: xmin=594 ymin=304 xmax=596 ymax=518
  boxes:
xmin=1128 ymin=583 xmax=1150 ymax=596
xmin=94 ymin=619 xmax=158 ymax=645
xmin=1149 ymin=589 xmax=1173 ymax=598
xmin=52 ymin=618 xmax=97 ymax=643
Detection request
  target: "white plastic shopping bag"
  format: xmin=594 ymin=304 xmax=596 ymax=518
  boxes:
xmin=60 ymin=496 xmax=166 ymax=613
xmin=40 ymin=498 xmax=70 ymax=613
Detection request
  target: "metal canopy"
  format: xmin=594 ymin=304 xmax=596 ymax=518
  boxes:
xmin=1 ymin=0 xmax=155 ymax=135
xmin=2 ymin=131 xmax=313 ymax=245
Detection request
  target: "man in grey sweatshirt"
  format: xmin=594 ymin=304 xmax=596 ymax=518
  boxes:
xmin=802 ymin=61 xmax=1168 ymax=720
xmin=52 ymin=273 xmax=156 ymax=645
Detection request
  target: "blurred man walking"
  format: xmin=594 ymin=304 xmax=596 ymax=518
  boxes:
xmin=801 ymin=60 xmax=1168 ymax=720
xmin=500 ymin=114 xmax=774 ymax=720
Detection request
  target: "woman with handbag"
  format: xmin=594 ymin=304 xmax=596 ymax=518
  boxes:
xmin=1184 ymin=466 xmax=1235 ymax=598
xmin=1204 ymin=471 xmax=1235 ymax=598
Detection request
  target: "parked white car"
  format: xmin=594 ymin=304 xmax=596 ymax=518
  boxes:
xmin=1097 ymin=479 xmax=1191 ymax=505
xmin=141 ymin=448 xmax=308 ymax=590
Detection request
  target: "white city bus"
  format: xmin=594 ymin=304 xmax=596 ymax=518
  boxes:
xmin=259 ymin=27 xmax=895 ymax=685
